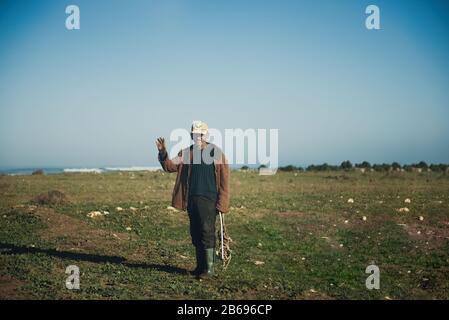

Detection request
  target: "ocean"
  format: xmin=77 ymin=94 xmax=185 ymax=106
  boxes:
xmin=0 ymin=166 xmax=162 ymax=176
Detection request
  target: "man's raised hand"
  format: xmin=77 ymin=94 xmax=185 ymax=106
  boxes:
xmin=155 ymin=137 xmax=166 ymax=153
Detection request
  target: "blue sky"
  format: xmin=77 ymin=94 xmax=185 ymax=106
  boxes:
xmin=1 ymin=0 xmax=448 ymax=168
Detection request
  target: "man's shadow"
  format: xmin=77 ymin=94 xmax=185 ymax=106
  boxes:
xmin=0 ymin=242 xmax=187 ymax=275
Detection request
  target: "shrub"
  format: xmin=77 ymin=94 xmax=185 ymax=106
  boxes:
xmin=279 ymin=165 xmax=296 ymax=172
xmin=429 ymin=164 xmax=448 ymax=172
xmin=355 ymin=161 xmax=371 ymax=169
xmin=373 ymin=163 xmax=391 ymax=172
xmin=416 ymin=161 xmax=429 ymax=169
xmin=340 ymin=160 xmax=353 ymax=170
xmin=33 ymin=190 xmax=68 ymax=205
xmin=391 ymin=162 xmax=401 ymax=171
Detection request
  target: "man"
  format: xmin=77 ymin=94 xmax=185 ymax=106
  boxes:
xmin=155 ymin=121 xmax=230 ymax=279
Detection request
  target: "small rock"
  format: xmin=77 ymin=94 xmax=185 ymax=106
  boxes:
xmin=116 ymin=207 xmax=123 ymax=211
xmin=347 ymin=198 xmax=354 ymax=203
xmin=362 ymin=216 xmax=367 ymax=221
xmin=87 ymin=211 xmax=103 ymax=218
xmin=254 ymin=261 xmax=265 ymax=265
xmin=404 ymin=198 xmax=411 ymax=203
xmin=125 ymin=227 xmax=132 ymax=231
xmin=129 ymin=207 xmax=137 ymax=211
xmin=419 ymin=216 xmax=424 ymax=221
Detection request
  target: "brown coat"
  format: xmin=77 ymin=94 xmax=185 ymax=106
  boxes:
xmin=158 ymin=143 xmax=230 ymax=213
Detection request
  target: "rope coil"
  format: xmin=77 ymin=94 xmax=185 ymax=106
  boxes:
xmin=218 ymin=212 xmax=232 ymax=269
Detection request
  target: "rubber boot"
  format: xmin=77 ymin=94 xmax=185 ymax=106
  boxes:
xmin=198 ymin=248 xmax=215 ymax=279
xmin=188 ymin=246 xmax=204 ymax=276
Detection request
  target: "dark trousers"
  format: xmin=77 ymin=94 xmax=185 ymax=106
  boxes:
xmin=188 ymin=195 xmax=217 ymax=249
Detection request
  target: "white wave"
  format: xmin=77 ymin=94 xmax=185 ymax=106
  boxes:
xmin=104 ymin=166 xmax=161 ymax=172
xmin=64 ymin=168 xmax=104 ymax=173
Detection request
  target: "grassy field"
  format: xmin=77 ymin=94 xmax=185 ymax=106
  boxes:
xmin=1 ymin=170 xmax=448 ymax=299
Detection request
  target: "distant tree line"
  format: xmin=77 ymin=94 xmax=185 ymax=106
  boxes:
xmin=244 ymin=161 xmax=449 ymax=172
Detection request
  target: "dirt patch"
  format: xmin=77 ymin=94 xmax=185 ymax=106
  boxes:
xmin=401 ymin=222 xmax=449 ymax=248
xmin=33 ymin=207 xmax=133 ymax=254
xmin=0 ymin=275 xmax=34 ymax=299
xmin=125 ymin=245 xmax=153 ymax=262
xmin=33 ymin=190 xmax=69 ymax=205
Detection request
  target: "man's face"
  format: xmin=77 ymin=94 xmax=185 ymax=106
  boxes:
xmin=191 ymin=133 xmax=206 ymax=146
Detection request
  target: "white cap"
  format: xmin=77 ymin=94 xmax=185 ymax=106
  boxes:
xmin=191 ymin=120 xmax=208 ymax=134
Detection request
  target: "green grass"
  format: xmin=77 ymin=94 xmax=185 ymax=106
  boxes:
xmin=1 ymin=170 xmax=448 ymax=299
